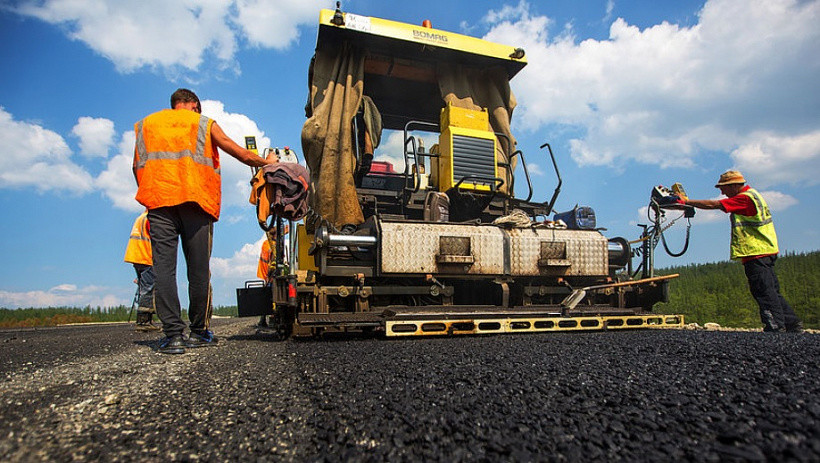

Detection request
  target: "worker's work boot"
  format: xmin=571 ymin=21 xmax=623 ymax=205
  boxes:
xmin=158 ymin=334 xmax=186 ymax=355
xmin=135 ymin=311 xmax=161 ymax=331
xmin=185 ymin=329 xmax=218 ymax=348
xmin=786 ymin=322 xmax=805 ymax=333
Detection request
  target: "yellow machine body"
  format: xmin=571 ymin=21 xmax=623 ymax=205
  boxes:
xmin=438 ymin=105 xmax=498 ymax=192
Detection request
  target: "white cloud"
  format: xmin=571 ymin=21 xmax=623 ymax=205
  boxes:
xmin=604 ymin=0 xmax=615 ymax=22
xmin=0 ymin=107 xmax=93 ymax=193
xmin=731 ymin=131 xmax=820 ymax=188
xmin=201 ymin=100 xmax=272 ymax=209
xmin=482 ymin=0 xmax=533 ymax=24
xmin=14 ymin=0 xmax=237 ymax=74
xmin=759 ymin=190 xmax=799 ymax=213
xmin=373 ymin=131 xmax=409 ymax=172
xmin=11 ymin=0 xmax=324 ymax=75
xmin=482 ymin=0 xmax=820 ymax=182
xmin=689 ymin=208 xmax=725 ymax=224
xmin=95 ymin=131 xmax=142 ymax=212
xmin=235 ymin=0 xmax=327 ymax=49
xmin=373 ymin=130 xmax=439 ymax=174
xmin=525 ymin=162 xmax=544 ymax=176
xmin=71 ymin=116 xmax=115 ymax=158
xmin=51 ymin=284 xmax=77 ymax=292
xmin=211 ymin=236 xmax=266 ymax=278
xmin=0 ymin=284 xmax=126 ymax=309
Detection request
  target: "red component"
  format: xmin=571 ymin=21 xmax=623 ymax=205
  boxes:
xmin=288 ymin=283 xmax=296 ymax=298
xmin=368 ymin=160 xmax=396 ymax=174
xmin=422 ymin=19 xmax=432 ymax=28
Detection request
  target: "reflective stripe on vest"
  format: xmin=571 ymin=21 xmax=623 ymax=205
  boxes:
xmin=134 ymin=115 xmax=218 ymax=172
xmin=124 ymin=212 xmax=152 ymax=265
xmin=729 ymin=188 xmax=778 ymax=260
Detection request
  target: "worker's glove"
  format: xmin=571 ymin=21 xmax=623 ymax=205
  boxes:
xmin=656 ymin=193 xmax=682 ymax=206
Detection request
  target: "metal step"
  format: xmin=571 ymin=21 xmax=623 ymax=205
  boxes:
xmin=297 ymin=308 xmax=685 ymax=337
xmin=385 ymin=314 xmax=685 ymax=337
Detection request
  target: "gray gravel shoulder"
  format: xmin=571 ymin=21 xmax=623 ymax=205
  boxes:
xmin=0 ymin=320 xmax=818 ymax=462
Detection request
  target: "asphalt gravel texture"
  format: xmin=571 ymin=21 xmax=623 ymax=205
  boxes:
xmin=0 ymin=318 xmax=818 ymax=462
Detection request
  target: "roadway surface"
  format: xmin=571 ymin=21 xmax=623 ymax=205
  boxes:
xmin=0 ymin=318 xmax=818 ymax=461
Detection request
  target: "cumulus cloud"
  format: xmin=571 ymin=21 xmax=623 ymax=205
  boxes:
xmin=0 ymin=107 xmax=93 ymax=193
xmin=211 ymin=236 xmax=266 ymax=278
xmin=373 ymin=131 xmax=410 ymax=172
xmin=759 ymin=190 xmax=799 ymax=213
xmin=235 ymin=0 xmax=327 ymax=49
xmin=731 ymin=131 xmax=820 ymax=188
xmin=201 ymin=100 xmax=272 ymax=208
xmin=525 ymin=162 xmax=544 ymax=177
xmin=373 ymin=130 xmax=439 ymax=174
xmin=482 ymin=0 xmax=820 ymax=181
xmin=10 ymin=0 xmax=325 ymax=75
xmin=0 ymin=284 xmax=126 ymax=309
xmin=71 ymin=116 xmax=115 ymax=158
xmin=13 ymin=0 xmax=237 ymax=73
xmin=96 ymin=131 xmax=142 ymax=212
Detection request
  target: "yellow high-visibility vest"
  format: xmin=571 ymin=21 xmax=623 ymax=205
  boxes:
xmin=729 ymin=188 xmax=778 ymax=260
xmin=124 ymin=211 xmax=152 ymax=265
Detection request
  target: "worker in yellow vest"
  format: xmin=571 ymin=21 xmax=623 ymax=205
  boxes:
xmin=133 ymin=88 xmax=279 ymax=354
xmin=683 ymin=170 xmax=803 ymax=332
xmin=124 ymin=210 xmax=159 ymax=331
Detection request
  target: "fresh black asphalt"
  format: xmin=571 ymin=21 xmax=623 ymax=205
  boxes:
xmin=0 ymin=319 xmax=818 ymax=461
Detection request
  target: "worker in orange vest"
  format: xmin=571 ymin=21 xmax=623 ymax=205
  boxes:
xmin=124 ymin=210 xmax=159 ymax=331
xmin=256 ymin=234 xmax=274 ymax=327
xmin=133 ymin=88 xmax=278 ymax=354
xmin=257 ymin=236 xmax=274 ymax=284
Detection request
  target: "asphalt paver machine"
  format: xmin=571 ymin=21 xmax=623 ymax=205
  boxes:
xmin=237 ymin=5 xmax=685 ymax=338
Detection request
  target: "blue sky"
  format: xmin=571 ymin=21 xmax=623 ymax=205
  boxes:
xmin=0 ymin=0 xmax=818 ymax=309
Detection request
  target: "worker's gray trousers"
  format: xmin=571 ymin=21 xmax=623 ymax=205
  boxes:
xmin=148 ymin=203 xmax=213 ymax=338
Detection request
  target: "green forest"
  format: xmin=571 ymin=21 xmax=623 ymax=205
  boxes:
xmin=0 ymin=305 xmax=238 ymax=328
xmin=1 ymin=251 xmax=816 ymax=329
xmin=654 ymin=250 xmax=819 ymax=329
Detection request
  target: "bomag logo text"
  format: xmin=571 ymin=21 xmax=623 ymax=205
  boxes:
xmin=413 ymin=30 xmax=448 ymax=44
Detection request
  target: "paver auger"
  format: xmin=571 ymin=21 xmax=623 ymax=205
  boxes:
xmin=237 ymin=5 xmax=685 ymax=338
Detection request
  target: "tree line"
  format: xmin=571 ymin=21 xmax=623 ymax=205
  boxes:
xmin=1 ymin=251 xmax=816 ymax=329
xmin=654 ymin=250 xmax=819 ymax=329
xmin=0 ymin=305 xmax=238 ymax=328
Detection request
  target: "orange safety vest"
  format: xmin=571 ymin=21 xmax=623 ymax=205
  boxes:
xmin=257 ymin=239 xmax=273 ymax=282
xmin=133 ymin=108 xmax=222 ymax=220
xmin=124 ymin=211 xmax=152 ymax=265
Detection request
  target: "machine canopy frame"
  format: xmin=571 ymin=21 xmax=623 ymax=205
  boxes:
xmin=316 ymin=8 xmax=527 ymax=130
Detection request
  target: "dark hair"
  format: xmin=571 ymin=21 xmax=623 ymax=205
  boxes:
xmin=170 ymin=88 xmax=200 ymax=109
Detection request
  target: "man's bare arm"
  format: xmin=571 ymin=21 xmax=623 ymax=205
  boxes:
xmin=684 ymin=199 xmax=723 ymax=210
xmin=210 ymin=122 xmax=278 ymax=167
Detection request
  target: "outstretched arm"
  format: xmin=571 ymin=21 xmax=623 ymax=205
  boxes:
xmin=683 ymin=198 xmax=723 ymax=210
xmin=211 ymin=122 xmax=278 ymax=167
